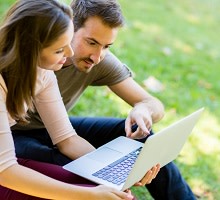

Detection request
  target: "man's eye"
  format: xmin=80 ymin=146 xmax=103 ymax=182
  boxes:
xmin=87 ymin=41 xmax=96 ymax=46
xmin=104 ymin=45 xmax=110 ymax=49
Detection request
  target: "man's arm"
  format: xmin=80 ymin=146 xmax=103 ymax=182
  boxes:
xmin=109 ymin=77 xmax=164 ymax=139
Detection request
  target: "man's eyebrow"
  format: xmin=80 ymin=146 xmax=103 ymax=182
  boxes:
xmin=87 ymin=37 xmax=113 ymax=46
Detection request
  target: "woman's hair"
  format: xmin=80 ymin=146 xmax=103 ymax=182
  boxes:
xmin=0 ymin=0 xmax=73 ymax=123
xmin=71 ymin=0 xmax=124 ymax=32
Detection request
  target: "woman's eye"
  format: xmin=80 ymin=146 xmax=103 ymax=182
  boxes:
xmin=56 ymin=49 xmax=64 ymax=54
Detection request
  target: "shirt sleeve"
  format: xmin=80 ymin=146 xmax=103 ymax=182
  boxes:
xmin=33 ymin=68 xmax=77 ymax=145
xmin=0 ymin=89 xmax=17 ymax=173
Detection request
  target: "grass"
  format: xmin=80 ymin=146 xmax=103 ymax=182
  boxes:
xmin=1 ymin=0 xmax=220 ymax=199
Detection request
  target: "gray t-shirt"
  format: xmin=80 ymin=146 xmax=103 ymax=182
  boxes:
xmin=12 ymin=51 xmax=132 ymax=130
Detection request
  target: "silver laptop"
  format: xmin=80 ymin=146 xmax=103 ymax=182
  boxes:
xmin=63 ymin=108 xmax=204 ymax=191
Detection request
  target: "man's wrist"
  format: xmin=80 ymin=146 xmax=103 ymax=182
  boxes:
xmin=134 ymin=100 xmax=153 ymax=115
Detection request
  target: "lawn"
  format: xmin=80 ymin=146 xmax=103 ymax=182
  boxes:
xmin=1 ymin=0 xmax=219 ymax=199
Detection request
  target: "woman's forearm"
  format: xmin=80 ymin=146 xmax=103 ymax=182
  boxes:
xmin=0 ymin=164 xmax=92 ymax=200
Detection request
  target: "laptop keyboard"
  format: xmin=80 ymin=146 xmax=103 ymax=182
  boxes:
xmin=92 ymin=147 xmax=142 ymax=185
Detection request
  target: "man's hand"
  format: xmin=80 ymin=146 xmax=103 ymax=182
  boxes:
xmin=125 ymin=102 xmax=153 ymax=139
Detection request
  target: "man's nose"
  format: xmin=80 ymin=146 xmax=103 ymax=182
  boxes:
xmin=90 ymin=48 xmax=103 ymax=65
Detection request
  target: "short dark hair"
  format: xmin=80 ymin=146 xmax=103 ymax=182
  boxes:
xmin=71 ymin=0 xmax=124 ymax=31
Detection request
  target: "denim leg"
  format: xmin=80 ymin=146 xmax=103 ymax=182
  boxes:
xmin=146 ymin=162 xmax=196 ymax=200
xmin=69 ymin=116 xmax=127 ymax=148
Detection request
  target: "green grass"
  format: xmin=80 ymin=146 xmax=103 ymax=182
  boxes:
xmin=1 ymin=0 xmax=220 ymax=199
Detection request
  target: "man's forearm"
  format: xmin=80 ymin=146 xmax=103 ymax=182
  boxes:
xmin=134 ymin=97 xmax=164 ymax=123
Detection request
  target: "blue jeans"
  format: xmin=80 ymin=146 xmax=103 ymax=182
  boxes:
xmin=12 ymin=117 xmax=196 ymax=200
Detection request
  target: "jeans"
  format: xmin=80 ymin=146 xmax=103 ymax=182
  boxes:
xmin=12 ymin=117 xmax=196 ymax=200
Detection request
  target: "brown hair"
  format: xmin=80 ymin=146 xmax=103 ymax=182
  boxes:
xmin=71 ymin=0 xmax=124 ymax=32
xmin=0 ymin=0 xmax=73 ymax=123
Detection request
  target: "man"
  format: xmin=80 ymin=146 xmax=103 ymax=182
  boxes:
xmin=12 ymin=0 xmax=196 ymax=199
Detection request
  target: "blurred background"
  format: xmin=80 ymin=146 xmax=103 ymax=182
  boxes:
xmin=0 ymin=0 xmax=219 ymax=199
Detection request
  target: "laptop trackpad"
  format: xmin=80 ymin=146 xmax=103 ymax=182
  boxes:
xmin=87 ymin=147 xmax=123 ymax=163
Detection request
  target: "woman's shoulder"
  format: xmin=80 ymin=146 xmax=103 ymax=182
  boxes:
xmin=35 ymin=68 xmax=57 ymax=94
xmin=0 ymin=74 xmax=17 ymax=126
xmin=0 ymin=74 xmax=7 ymax=93
xmin=37 ymin=67 xmax=55 ymax=78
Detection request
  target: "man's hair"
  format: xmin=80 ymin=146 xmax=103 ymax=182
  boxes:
xmin=71 ymin=0 xmax=125 ymax=31
xmin=0 ymin=0 xmax=73 ymax=123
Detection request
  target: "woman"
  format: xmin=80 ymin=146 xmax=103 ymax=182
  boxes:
xmin=0 ymin=0 xmax=158 ymax=199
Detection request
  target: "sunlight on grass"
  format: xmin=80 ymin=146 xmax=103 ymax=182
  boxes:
xmin=173 ymin=39 xmax=194 ymax=54
xmin=192 ymin=178 xmax=215 ymax=200
xmin=107 ymin=91 xmax=131 ymax=116
xmin=175 ymin=109 xmax=220 ymax=199
xmin=190 ymin=112 xmax=220 ymax=154
xmin=186 ymin=14 xmax=200 ymax=24
xmin=132 ymin=21 xmax=162 ymax=35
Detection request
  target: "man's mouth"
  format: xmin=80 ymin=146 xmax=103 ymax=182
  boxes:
xmin=84 ymin=59 xmax=94 ymax=68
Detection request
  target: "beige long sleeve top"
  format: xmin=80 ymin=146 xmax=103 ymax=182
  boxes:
xmin=0 ymin=68 xmax=76 ymax=173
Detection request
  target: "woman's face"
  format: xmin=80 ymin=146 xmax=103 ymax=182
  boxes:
xmin=39 ymin=21 xmax=74 ymax=71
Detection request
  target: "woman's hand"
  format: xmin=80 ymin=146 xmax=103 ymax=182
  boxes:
xmin=134 ymin=164 xmax=160 ymax=186
xmin=90 ymin=185 xmax=134 ymax=200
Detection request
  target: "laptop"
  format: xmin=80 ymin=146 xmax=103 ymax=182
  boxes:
xmin=63 ymin=108 xmax=204 ymax=191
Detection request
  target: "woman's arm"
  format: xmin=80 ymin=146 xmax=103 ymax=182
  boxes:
xmin=34 ymin=69 xmax=95 ymax=158
xmin=0 ymin=163 xmax=132 ymax=200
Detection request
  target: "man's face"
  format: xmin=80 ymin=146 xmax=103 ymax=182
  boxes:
xmin=71 ymin=16 xmax=119 ymax=73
